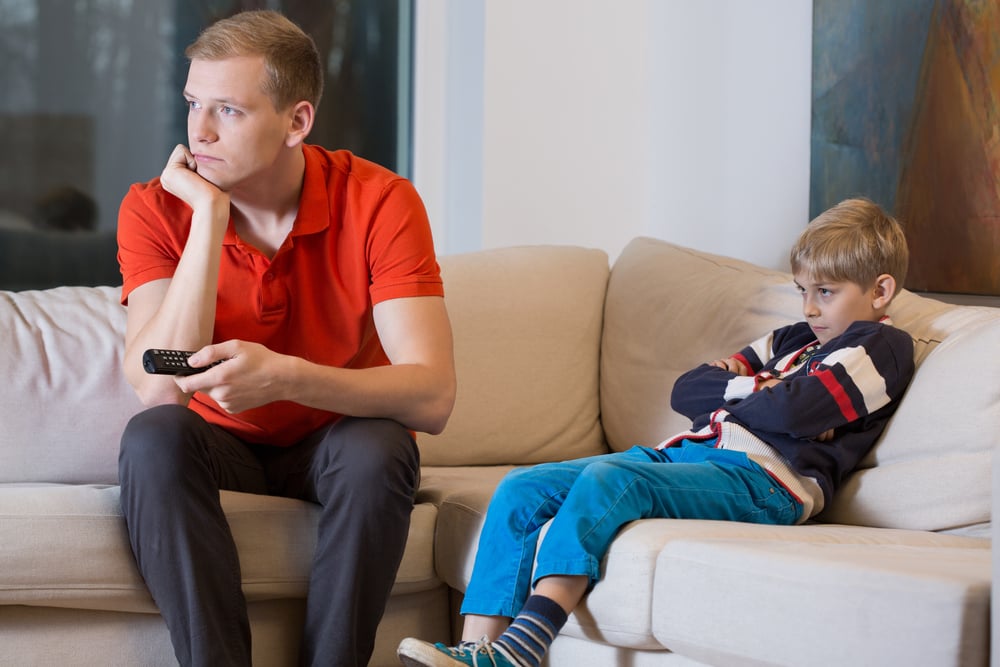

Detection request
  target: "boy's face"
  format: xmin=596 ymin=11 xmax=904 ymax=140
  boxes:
xmin=793 ymin=273 xmax=884 ymax=345
xmin=183 ymin=55 xmax=295 ymax=192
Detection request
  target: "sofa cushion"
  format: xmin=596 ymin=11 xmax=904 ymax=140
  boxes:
xmin=416 ymin=466 xmax=514 ymax=591
xmin=0 ymin=600 xmax=307 ymax=667
xmin=653 ymin=538 xmax=991 ymax=667
xmin=418 ymin=246 xmax=610 ymax=465
xmin=0 ymin=287 xmax=142 ymax=484
xmin=822 ymin=294 xmax=1000 ymax=532
xmin=0 ymin=484 xmax=440 ymax=611
xmin=422 ymin=458 xmax=988 ymax=653
xmin=569 ymin=518 xmax=988 ymax=652
xmin=601 ymin=237 xmax=800 ymax=452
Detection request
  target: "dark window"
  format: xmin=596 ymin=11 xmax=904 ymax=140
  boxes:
xmin=0 ymin=0 xmax=412 ymax=290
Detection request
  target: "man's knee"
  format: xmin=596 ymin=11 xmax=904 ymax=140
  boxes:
xmin=313 ymin=418 xmax=418 ymax=499
xmin=119 ymin=404 xmax=202 ymax=485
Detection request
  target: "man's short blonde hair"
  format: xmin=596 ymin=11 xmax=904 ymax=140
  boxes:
xmin=185 ymin=10 xmax=323 ymax=111
xmin=791 ymin=198 xmax=909 ymax=292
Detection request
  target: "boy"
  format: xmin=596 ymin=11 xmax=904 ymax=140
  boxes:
xmin=397 ymin=198 xmax=914 ymax=667
xmin=117 ymin=10 xmax=455 ymax=667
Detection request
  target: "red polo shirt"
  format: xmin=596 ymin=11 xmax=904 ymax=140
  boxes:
xmin=117 ymin=146 xmax=443 ymax=445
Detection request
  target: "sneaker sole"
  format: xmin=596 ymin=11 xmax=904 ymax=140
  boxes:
xmin=396 ymin=637 xmax=461 ymax=667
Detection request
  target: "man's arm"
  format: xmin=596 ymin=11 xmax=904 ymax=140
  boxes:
xmin=176 ymin=295 xmax=457 ymax=434
xmin=121 ymin=145 xmax=230 ymax=406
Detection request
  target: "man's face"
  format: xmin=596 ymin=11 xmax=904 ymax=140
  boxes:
xmin=183 ymin=56 xmax=293 ymax=192
xmin=793 ymin=273 xmax=881 ymax=345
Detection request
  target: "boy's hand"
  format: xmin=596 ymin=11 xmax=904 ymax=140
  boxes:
xmin=710 ymin=357 xmax=749 ymax=376
xmin=756 ymin=377 xmax=782 ymax=390
xmin=816 ymin=428 xmax=835 ymax=442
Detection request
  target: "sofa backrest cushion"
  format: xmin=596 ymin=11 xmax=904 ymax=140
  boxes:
xmin=821 ymin=291 xmax=1000 ymax=531
xmin=417 ymin=245 xmax=610 ymax=465
xmin=602 ymin=237 xmax=999 ymax=533
xmin=0 ymin=286 xmax=142 ymax=484
xmin=601 ymin=237 xmax=801 ymax=451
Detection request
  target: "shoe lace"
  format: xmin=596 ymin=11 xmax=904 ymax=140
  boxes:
xmin=448 ymin=635 xmax=504 ymax=667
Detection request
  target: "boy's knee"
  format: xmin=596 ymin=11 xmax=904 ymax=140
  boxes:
xmin=496 ymin=466 xmax=534 ymax=496
xmin=575 ymin=460 xmax=642 ymax=496
xmin=491 ymin=464 xmax=559 ymax=508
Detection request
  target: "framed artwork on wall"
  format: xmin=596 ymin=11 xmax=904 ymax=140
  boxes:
xmin=811 ymin=0 xmax=1000 ymax=297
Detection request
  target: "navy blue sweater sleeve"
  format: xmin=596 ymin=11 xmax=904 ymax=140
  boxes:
xmin=669 ymin=363 xmax=739 ymax=421
xmin=669 ymin=320 xmax=914 ymax=503
xmin=670 ymin=323 xmax=815 ymax=421
xmin=723 ymin=321 xmax=913 ymax=439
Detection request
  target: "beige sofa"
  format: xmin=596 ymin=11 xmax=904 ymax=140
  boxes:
xmin=0 ymin=237 xmax=995 ymax=666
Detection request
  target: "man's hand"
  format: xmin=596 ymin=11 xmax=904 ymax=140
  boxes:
xmin=159 ymin=144 xmax=228 ymax=214
xmin=120 ymin=146 xmax=231 ymax=407
xmin=710 ymin=357 xmax=749 ymax=376
xmin=175 ymin=340 xmax=290 ymax=414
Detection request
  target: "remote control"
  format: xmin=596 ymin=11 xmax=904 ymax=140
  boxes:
xmin=142 ymin=349 xmax=223 ymax=376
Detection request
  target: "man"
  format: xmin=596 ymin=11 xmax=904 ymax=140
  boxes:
xmin=116 ymin=10 xmax=455 ymax=667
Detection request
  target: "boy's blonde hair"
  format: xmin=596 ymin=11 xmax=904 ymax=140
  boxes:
xmin=185 ymin=10 xmax=323 ymax=111
xmin=791 ymin=198 xmax=908 ymax=294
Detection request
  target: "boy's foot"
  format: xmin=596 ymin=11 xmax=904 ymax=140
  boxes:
xmin=397 ymin=636 xmax=518 ymax=667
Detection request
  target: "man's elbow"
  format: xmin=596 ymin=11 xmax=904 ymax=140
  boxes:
xmin=420 ymin=380 xmax=456 ymax=435
xmin=139 ymin=389 xmax=189 ymax=409
xmin=127 ymin=372 xmax=189 ymax=409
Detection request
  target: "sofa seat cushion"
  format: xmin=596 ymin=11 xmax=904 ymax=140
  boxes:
xmin=417 ymin=466 xmax=514 ymax=590
xmin=653 ymin=538 xmax=991 ymax=667
xmin=423 ymin=461 xmax=990 ymax=652
xmin=0 ymin=483 xmax=440 ymax=612
xmin=564 ymin=519 xmax=988 ymax=651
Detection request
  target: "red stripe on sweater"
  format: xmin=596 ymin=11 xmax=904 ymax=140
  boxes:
xmin=815 ymin=368 xmax=858 ymax=422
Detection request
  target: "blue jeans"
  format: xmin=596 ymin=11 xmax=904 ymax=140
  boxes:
xmin=461 ymin=442 xmax=802 ymax=618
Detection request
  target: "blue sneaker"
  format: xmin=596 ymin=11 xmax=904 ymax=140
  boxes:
xmin=397 ymin=635 xmax=518 ymax=667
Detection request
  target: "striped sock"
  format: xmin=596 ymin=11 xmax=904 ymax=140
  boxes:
xmin=493 ymin=595 xmax=568 ymax=667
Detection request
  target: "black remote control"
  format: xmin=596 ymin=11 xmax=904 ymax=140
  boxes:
xmin=142 ymin=349 xmax=222 ymax=376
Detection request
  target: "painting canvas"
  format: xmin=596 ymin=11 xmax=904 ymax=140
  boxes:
xmin=811 ymin=0 xmax=1000 ymax=296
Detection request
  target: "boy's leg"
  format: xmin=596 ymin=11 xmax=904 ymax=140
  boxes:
xmin=263 ymin=417 xmax=420 ymax=667
xmin=118 ymin=404 xmax=268 ymax=667
xmin=460 ymin=451 xmax=639 ymax=619
xmin=399 ymin=451 xmax=656 ymax=667
xmin=400 ymin=446 xmax=802 ymax=667
xmin=533 ymin=445 xmax=802 ymax=583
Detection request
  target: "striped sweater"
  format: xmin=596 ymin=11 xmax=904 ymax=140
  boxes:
xmin=668 ymin=319 xmax=915 ymax=515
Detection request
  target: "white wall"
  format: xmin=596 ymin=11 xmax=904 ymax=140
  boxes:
xmin=414 ymin=0 xmax=813 ymax=270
